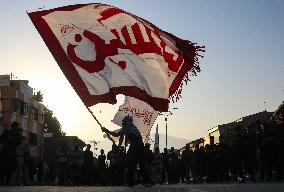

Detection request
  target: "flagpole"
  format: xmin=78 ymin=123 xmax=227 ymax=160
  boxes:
xmin=85 ymin=105 xmax=103 ymax=129
xmin=85 ymin=105 xmax=116 ymax=145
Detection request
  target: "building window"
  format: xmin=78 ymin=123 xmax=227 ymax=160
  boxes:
xmin=15 ymin=99 xmax=28 ymax=115
xmin=29 ymin=132 xmax=37 ymax=145
xmin=20 ymin=101 xmax=28 ymax=115
xmin=13 ymin=98 xmax=20 ymax=112
xmin=31 ymin=107 xmax=38 ymax=121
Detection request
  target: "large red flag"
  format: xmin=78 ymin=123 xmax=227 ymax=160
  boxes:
xmin=28 ymin=3 xmax=204 ymax=111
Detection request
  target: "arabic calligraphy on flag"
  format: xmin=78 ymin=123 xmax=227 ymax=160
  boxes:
xmin=112 ymin=96 xmax=159 ymax=142
xmin=28 ymin=3 xmax=204 ymax=112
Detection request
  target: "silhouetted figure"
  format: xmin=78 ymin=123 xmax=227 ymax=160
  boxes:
xmin=259 ymin=132 xmax=278 ymax=182
xmin=143 ymin=143 xmax=153 ymax=185
xmin=204 ymin=144 xmax=218 ymax=182
xmin=117 ymin=146 xmax=126 ymax=185
xmin=216 ymin=136 xmax=231 ymax=183
xmin=168 ymin=147 xmax=179 ymax=184
xmin=232 ymin=126 xmax=246 ymax=182
xmin=102 ymin=115 xmax=147 ymax=186
xmin=0 ymin=122 xmax=22 ymax=185
xmin=193 ymin=145 xmax=204 ymax=182
xmin=107 ymin=144 xmax=122 ymax=185
xmin=98 ymin=149 xmax=106 ymax=169
xmin=37 ymin=158 xmax=44 ymax=184
xmin=97 ymin=149 xmax=107 ymax=185
xmin=15 ymin=136 xmax=26 ymax=185
xmin=162 ymin=148 xmax=169 ymax=183
xmin=181 ymin=144 xmax=192 ymax=183
xmin=152 ymin=147 xmax=163 ymax=184
xmin=57 ymin=145 xmax=68 ymax=185
xmin=243 ymin=127 xmax=257 ymax=182
xmin=82 ymin=144 xmax=94 ymax=185
xmin=69 ymin=145 xmax=82 ymax=185
xmin=178 ymin=153 xmax=186 ymax=183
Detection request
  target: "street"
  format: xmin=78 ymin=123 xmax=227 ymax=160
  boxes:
xmin=0 ymin=183 xmax=284 ymax=192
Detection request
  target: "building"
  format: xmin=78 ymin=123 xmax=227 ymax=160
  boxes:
xmin=208 ymin=111 xmax=273 ymax=144
xmin=0 ymin=74 xmax=45 ymax=159
xmin=43 ymin=135 xmax=85 ymax=165
xmin=181 ymin=111 xmax=274 ymax=151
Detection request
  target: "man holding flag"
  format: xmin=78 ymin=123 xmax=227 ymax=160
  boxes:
xmin=102 ymin=115 xmax=150 ymax=186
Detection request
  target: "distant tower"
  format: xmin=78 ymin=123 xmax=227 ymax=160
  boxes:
xmin=153 ymin=124 xmax=159 ymax=151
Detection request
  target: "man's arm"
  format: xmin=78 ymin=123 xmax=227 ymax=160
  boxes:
xmin=101 ymin=127 xmax=121 ymax=137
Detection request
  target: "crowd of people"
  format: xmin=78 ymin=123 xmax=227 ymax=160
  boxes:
xmin=1 ymin=118 xmax=284 ymax=186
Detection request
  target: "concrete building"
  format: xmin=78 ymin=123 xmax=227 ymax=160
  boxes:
xmin=208 ymin=111 xmax=273 ymax=144
xmin=0 ymin=74 xmax=45 ymax=159
xmin=181 ymin=111 xmax=274 ymax=151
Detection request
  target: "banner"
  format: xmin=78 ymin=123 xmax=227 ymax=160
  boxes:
xmin=28 ymin=3 xmax=204 ymax=112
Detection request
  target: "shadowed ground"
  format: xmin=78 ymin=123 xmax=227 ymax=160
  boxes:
xmin=0 ymin=183 xmax=284 ymax=192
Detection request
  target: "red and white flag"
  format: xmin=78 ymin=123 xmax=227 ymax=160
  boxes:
xmin=28 ymin=3 xmax=204 ymax=111
xmin=112 ymin=96 xmax=158 ymax=142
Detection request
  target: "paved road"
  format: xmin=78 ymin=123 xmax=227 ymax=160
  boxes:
xmin=0 ymin=183 xmax=284 ymax=192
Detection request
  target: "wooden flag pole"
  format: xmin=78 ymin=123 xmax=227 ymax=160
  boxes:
xmin=85 ymin=106 xmax=103 ymax=129
xmin=85 ymin=105 xmax=117 ymax=146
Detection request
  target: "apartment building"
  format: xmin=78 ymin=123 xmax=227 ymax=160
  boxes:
xmin=0 ymin=74 xmax=45 ymax=158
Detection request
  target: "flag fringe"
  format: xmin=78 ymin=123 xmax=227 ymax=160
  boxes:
xmin=170 ymin=43 xmax=205 ymax=103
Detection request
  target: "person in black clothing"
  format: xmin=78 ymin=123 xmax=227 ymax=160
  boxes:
xmin=152 ymin=147 xmax=164 ymax=184
xmin=102 ymin=115 xmax=149 ymax=186
xmin=143 ymin=143 xmax=153 ymax=185
xmin=193 ymin=145 xmax=203 ymax=182
xmin=181 ymin=144 xmax=191 ymax=183
xmin=97 ymin=149 xmax=107 ymax=185
xmin=231 ymin=126 xmax=246 ymax=182
xmin=168 ymin=147 xmax=179 ymax=184
xmin=107 ymin=144 xmax=121 ymax=186
xmin=82 ymin=144 xmax=94 ymax=185
xmin=69 ymin=145 xmax=82 ymax=185
xmin=117 ymin=146 xmax=126 ymax=185
xmin=216 ymin=136 xmax=231 ymax=183
xmin=98 ymin=149 xmax=106 ymax=168
xmin=178 ymin=153 xmax=186 ymax=183
xmin=243 ymin=127 xmax=257 ymax=182
xmin=0 ymin=121 xmax=22 ymax=185
xmin=162 ymin=148 xmax=169 ymax=183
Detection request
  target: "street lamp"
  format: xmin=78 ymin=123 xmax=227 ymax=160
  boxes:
xmin=164 ymin=108 xmax=178 ymax=149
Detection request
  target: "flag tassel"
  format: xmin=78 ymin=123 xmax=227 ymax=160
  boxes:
xmin=170 ymin=43 xmax=205 ymax=103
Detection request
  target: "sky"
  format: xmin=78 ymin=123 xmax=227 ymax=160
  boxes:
xmin=1 ymin=0 xmax=284 ymax=146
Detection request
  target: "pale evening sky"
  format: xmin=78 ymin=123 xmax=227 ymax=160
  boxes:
xmin=1 ymin=0 xmax=283 ymax=145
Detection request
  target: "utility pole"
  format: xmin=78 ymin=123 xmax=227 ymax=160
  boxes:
xmin=165 ymin=117 xmax=168 ymax=149
xmin=165 ymin=108 xmax=178 ymax=149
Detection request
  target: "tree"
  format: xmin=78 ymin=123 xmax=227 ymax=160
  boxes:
xmin=33 ymin=90 xmax=43 ymax=103
xmin=43 ymin=107 xmax=66 ymax=137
